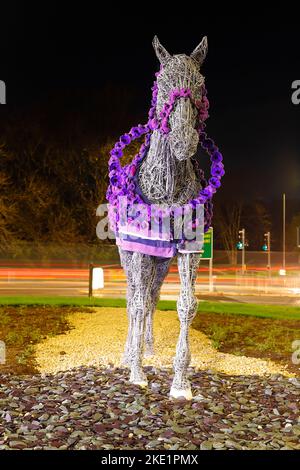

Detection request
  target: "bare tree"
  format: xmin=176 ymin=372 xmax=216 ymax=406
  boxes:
xmin=215 ymin=201 xmax=243 ymax=264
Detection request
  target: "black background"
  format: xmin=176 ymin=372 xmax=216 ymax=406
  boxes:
xmin=1 ymin=4 xmax=300 ymax=201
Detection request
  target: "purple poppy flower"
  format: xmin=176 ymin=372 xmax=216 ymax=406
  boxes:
xmin=137 ymin=124 xmax=146 ymax=134
xmin=200 ymin=186 xmax=214 ymax=199
xmin=211 ymin=163 xmax=225 ymax=178
xmin=209 ymin=177 xmax=221 ymax=189
xmin=211 ymin=151 xmax=223 ymax=163
xmin=130 ymin=127 xmax=142 ymax=139
xmin=109 ymin=174 xmax=119 ymax=186
xmin=202 ymin=138 xmax=215 ymax=151
xmin=108 ymin=155 xmax=119 ymax=165
xmin=199 ymin=111 xmax=209 ymax=122
xmin=149 ymin=119 xmax=158 ymax=130
xmin=120 ymin=134 xmax=131 ymax=146
xmin=148 ymin=108 xmax=155 ymax=119
xmin=110 ymin=148 xmax=122 ymax=159
xmin=109 ymin=162 xmax=119 ymax=173
xmin=202 ymin=96 xmax=210 ymax=108
xmin=171 ymin=89 xmax=180 ymax=100
xmin=115 ymin=142 xmax=125 ymax=151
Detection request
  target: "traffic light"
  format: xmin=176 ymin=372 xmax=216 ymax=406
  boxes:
xmin=236 ymin=241 xmax=243 ymax=250
xmin=262 ymin=243 xmax=268 ymax=252
xmin=237 ymin=229 xmax=245 ymax=250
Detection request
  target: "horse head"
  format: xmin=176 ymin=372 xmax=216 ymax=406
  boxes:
xmin=153 ymin=36 xmax=208 ymax=161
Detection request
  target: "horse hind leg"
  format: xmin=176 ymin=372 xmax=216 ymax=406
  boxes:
xmin=170 ymin=253 xmax=200 ymax=400
xmin=144 ymin=257 xmax=172 ymax=357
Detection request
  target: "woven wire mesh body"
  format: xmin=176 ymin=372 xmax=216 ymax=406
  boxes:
xmin=109 ymin=37 xmax=221 ymax=398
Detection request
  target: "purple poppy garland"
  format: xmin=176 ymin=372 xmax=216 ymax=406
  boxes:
xmin=106 ymin=69 xmax=224 ymax=236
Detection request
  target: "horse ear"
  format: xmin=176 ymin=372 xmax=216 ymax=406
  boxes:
xmin=152 ymin=36 xmax=171 ymax=65
xmin=190 ymin=36 xmax=208 ymax=65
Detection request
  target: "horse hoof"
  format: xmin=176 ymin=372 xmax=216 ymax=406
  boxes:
xmin=121 ymin=357 xmax=130 ymax=367
xmin=130 ymin=379 xmax=148 ymax=388
xmin=169 ymin=386 xmax=193 ymax=401
xmin=129 ymin=370 xmax=148 ymax=387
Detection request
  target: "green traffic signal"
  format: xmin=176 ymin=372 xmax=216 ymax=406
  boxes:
xmin=262 ymin=244 xmax=268 ymax=252
xmin=237 ymin=241 xmax=244 ymax=250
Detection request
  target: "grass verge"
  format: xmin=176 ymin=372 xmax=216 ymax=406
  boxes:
xmin=192 ymin=312 xmax=300 ymax=376
xmin=0 ymin=296 xmax=300 ymax=320
xmin=0 ymin=305 xmax=91 ymax=374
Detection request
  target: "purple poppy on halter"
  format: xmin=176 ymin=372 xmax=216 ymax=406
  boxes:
xmin=149 ymin=118 xmax=159 ymax=130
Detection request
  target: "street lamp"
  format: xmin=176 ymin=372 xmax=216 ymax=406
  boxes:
xmin=282 ymin=193 xmax=286 ymax=276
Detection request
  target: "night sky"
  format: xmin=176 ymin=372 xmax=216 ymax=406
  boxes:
xmin=1 ymin=6 xmax=300 ymax=202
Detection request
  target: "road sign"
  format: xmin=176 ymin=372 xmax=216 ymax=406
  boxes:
xmin=200 ymin=227 xmax=213 ymax=260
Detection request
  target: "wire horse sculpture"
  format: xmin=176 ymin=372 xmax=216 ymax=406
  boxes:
xmin=106 ymin=36 xmax=224 ymax=399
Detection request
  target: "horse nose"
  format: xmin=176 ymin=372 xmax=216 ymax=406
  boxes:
xmin=169 ymin=126 xmax=199 ymax=160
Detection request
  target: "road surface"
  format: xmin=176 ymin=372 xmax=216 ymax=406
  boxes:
xmin=0 ymin=266 xmax=300 ymax=305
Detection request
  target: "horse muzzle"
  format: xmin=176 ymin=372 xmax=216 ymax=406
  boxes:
xmin=169 ymin=126 xmax=199 ymax=160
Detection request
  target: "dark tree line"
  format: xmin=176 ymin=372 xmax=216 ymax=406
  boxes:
xmin=0 ymin=89 xmax=299 ymax=259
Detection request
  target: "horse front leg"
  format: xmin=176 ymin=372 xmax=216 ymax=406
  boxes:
xmin=118 ymin=248 xmax=135 ymax=366
xmin=144 ymin=257 xmax=172 ymax=357
xmin=170 ymin=253 xmax=200 ymax=400
xmin=122 ymin=277 xmax=135 ymax=366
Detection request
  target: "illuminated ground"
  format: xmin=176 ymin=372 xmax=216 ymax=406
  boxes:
xmin=34 ymin=308 xmax=291 ymax=377
xmin=1 ymin=307 xmax=299 ymax=450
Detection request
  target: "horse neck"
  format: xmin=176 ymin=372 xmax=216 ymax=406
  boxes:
xmin=138 ymin=130 xmax=199 ymax=206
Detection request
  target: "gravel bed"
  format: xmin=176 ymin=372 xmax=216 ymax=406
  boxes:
xmin=34 ymin=308 xmax=291 ymax=377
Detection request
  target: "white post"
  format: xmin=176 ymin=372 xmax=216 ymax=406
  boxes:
xmin=283 ymin=194 xmax=286 ymax=272
xmin=209 ymin=258 xmax=213 ymax=292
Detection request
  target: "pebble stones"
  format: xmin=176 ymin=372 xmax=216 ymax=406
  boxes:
xmin=0 ymin=366 xmax=299 ymax=450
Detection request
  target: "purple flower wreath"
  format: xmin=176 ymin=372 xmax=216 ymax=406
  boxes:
xmin=106 ymin=69 xmax=224 ymax=237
